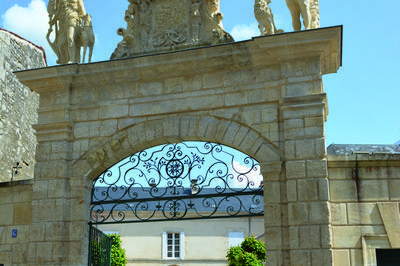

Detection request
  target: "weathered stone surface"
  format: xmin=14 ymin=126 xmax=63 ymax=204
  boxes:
xmin=7 ymin=27 xmax=343 ymax=265
xmin=0 ymin=30 xmax=46 ymax=182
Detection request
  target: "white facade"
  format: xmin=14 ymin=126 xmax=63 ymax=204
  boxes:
xmin=99 ymin=217 xmax=264 ymax=265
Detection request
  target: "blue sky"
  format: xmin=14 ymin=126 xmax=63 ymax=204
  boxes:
xmin=1 ymin=0 xmax=399 ymax=146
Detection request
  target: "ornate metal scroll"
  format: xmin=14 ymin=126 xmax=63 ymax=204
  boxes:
xmin=90 ymin=142 xmax=264 ymax=224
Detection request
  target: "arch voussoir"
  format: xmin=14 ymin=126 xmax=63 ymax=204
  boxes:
xmin=81 ymin=115 xmax=283 ymax=181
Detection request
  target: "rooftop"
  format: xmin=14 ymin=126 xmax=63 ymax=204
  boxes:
xmin=327 ymin=144 xmax=400 ymax=155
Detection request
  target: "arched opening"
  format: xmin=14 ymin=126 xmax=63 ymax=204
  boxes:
xmin=89 ymin=141 xmax=265 ymax=264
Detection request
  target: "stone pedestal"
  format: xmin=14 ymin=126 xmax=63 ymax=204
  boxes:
xmin=15 ymin=26 xmax=342 ymax=265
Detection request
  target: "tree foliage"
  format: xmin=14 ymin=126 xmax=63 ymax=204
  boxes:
xmin=109 ymin=233 xmax=127 ymax=266
xmin=226 ymin=236 xmax=266 ymax=266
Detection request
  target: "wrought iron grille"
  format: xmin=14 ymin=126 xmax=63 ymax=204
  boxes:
xmin=88 ymin=224 xmax=111 ymax=266
xmin=90 ymin=142 xmax=264 ymax=224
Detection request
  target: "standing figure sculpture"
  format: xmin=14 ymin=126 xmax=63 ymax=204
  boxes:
xmin=285 ymin=0 xmax=319 ymax=31
xmin=47 ymin=0 xmax=93 ymax=64
xmin=254 ymin=0 xmax=282 ymax=35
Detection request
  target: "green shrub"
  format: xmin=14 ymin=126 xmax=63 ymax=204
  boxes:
xmin=109 ymin=233 xmax=127 ymax=266
xmin=226 ymin=236 xmax=266 ymax=266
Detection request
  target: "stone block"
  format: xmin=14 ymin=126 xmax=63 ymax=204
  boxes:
xmin=12 ymin=244 xmax=29 ymax=263
xmin=263 ymin=182 xmax=281 ymax=204
xmin=318 ymin=178 xmax=330 ymax=200
xmin=288 ymin=203 xmax=309 ymax=225
xmin=261 ymin=106 xmax=278 ymax=123
xmin=287 ymin=180 xmax=297 ymax=201
xmin=13 ymin=203 xmax=32 ymax=225
xmin=238 ymin=130 xmax=259 ymax=154
xmin=284 ymin=119 xmax=304 ymax=129
xmin=286 ymin=160 xmax=306 ymax=179
xmin=258 ymin=122 xmax=279 ymax=143
xmin=0 ymin=205 xmax=13 ymax=225
xmin=264 ymin=205 xmax=281 ymax=225
xmin=389 ymin=180 xmax=400 ymax=200
xmin=30 ymin=223 xmax=45 ymax=241
xmin=359 ymin=180 xmax=389 ymax=201
xmin=242 ymin=110 xmax=261 ymax=125
xmin=265 ymin=251 xmax=282 ymax=266
xmin=290 ymin=250 xmax=310 ymax=266
xmin=45 ymin=222 xmax=63 ymax=241
xmin=264 ymin=227 xmax=282 ymax=249
xmin=331 ymin=203 xmax=347 ymax=225
xmin=285 ymin=141 xmax=296 ymax=160
xmin=347 ymin=203 xmax=382 ymax=225
xmin=203 ymin=72 xmax=224 ymax=89
xmin=183 ymin=75 xmax=202 ymax=92
xmin=295 ymin=139 xmax=315 ymax=159
xmin=300 ymin=225 xmax=320 ymax=248
xmin=138 ymin=82 xmax=163 ymax=96
xmin=320 ymin=224 xmax=333 ymax=249
xmin=309 ymin=202 xmax=330 ymax=223
xmin=306 ymin=159 xmax=328 ymax=178
xmin=47 ymin=179 xmax=65 ymax=199
xmin=332 ymin=225 xmax=386 ymax=248
xmin=36 ymin=242 xmax=53 ymax=262
xmin=0 ymin=252 xmax=12 ymax=264
xmin=289 ymin=226 xmax=299 ymax=248
xmin=99 ymin=100 xmax=129 ymax=119
xmin=314 ymin=138 xmax=327 ymax=158
xmin=350 ymin=249 xmax=363 ymax=266
xmin=297 ymin=180 xmax=318 ymax=201
xmin=286 ymin=81 xmax=314 ymax=97
xmin=332 ymin=250 xmax=350 ymax=266
xmin=100 ymin=119 xmax=118 ymax=137
xmin=284 ymin=127 xmax=305 ymax=140
xmin=163 ymin=77 xmax=183 ymax=94
xmin=282 ymin=104 xmax=325 ymax=120
xmin=254 ymin=143 xmax=280 ymax=162
xmin=225 ymin=91 xmax=248 ymax=106
xmin=256 ymin=66 xmax=281 ymax=82
xmin=305 ymin=126 xmax=324 ymax=138
xmin=329 ymin=180 xmax=358 ymax=202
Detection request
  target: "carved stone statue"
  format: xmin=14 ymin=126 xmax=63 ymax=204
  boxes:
xmin=254 ymin=0 xmax=283 ymax=36
xmin=47 ymin=0 xmax=95 ymax=64
xmin=111 ymin=0 xmax=233 ymax=60
xmin=286 ymin=0 xmax=319 ymax=31
xmin=77 ymin=13 xmax=95 ymax=63
xmin=190 ymin=0 xmax=202 ymax=42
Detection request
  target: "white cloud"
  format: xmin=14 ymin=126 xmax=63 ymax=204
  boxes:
xmin=230 ymin=23 xmax=259 ymax=41
xmin=2 ymin=0 xmax=48 ymax=42
xmin=1 ymin=0 xmax=57 ymax=65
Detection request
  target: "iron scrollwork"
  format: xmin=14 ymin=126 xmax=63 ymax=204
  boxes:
xmin=91 ymin=142 xmax=264 ymax=224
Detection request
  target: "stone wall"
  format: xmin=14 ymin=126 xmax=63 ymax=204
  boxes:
xmin=14 ymin=26 xmax=342 ymax=265
xmin=328 ymin=154 xmax=400 ymax=265
xmin=0 ymin=29 xmax=46 ymax=182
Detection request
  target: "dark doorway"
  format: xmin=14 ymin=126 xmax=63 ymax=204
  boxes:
xmin=376 ymin=249 xmax=400 ymax=266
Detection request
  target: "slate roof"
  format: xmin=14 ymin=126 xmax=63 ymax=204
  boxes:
xmin=327 ymin=144 xmax=400 ymax=155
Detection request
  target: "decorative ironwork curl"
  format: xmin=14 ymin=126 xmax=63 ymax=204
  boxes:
xmin=91 ymin=142 xmax=264 ymax=224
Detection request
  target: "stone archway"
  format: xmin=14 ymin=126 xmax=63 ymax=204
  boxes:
xmin=15 ymin=26 xmax=341 ymax=265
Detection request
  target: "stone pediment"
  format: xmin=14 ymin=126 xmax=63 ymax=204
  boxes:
xmin=111 ymin=0 xmax=234 ymax=59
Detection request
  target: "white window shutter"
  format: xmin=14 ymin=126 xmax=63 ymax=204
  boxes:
xmin=162 ymin=232 xmax=167 ymax=259
xmin=180 ymin=232 xmax=185 ymax=259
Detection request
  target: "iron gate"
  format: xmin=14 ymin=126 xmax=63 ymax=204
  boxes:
xmin=88 ymin=223 xmax=111 ymax=266
xmin=90 ymin=142 xmax=264 ymax=224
